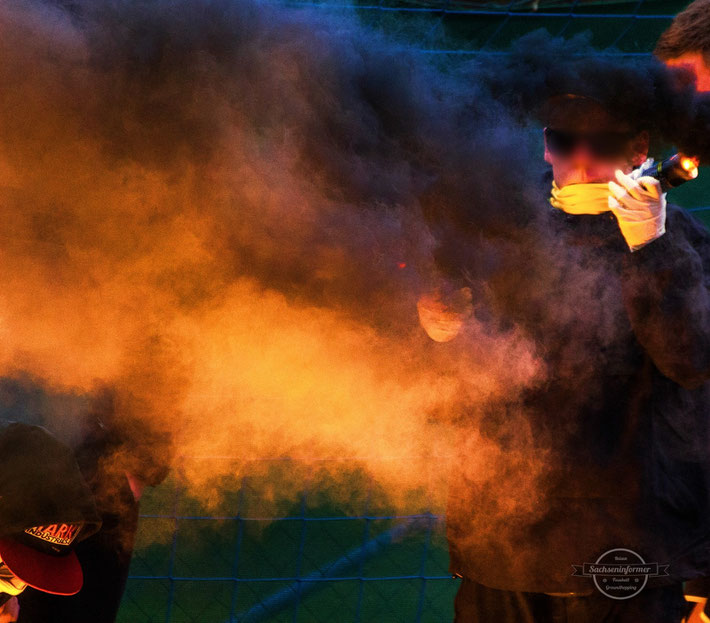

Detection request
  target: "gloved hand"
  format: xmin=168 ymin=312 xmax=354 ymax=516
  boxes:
xmin=608 ymin=167 xmax=667 ymax=252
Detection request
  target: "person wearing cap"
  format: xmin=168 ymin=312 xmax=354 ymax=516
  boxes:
xmin=542 ymin=94 xmax=665 ymax=253
xmin=0 ymin=421 xmax=101 ymax=622
xmin=15 ymin=387 xmax=173 ymax=623
xmin=426 ymin=87 xmax=710 ymax=622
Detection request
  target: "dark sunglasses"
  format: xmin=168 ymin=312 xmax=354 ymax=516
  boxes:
xmin=544 ymin=127 xmax=634 ymax=160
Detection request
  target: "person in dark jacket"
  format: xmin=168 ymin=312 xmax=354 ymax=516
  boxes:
xmin=16 ymin=388 xmax=173 ymax=623
xmin=423 ymin=92 xmax=710 ymax=622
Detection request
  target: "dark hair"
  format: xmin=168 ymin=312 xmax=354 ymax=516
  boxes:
xmin=655 ymin=0 xmax=710 ymax=66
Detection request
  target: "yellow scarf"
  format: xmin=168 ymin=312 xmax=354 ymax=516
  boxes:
xmin=550 ymin=181 xmax=610 ymax=215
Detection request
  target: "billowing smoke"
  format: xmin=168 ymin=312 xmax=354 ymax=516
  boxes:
xmin=0 ymin=0 xmax=705 ymax=529
xmin=466 ymin=29 xmax=710 ymax=161
xmin=0 ymin=0 xmax=549 ymax=518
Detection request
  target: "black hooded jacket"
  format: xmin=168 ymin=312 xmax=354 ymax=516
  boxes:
xmin=446 ymin=195 xmax=710 ymax=594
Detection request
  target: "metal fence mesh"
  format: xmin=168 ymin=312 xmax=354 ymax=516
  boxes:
xmin=119 ymin=461 xmax=455 ymax=623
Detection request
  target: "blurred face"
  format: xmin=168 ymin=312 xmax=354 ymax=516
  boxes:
xmin=664 ymin=53 xmax=710 ymax=92
xmin=544 ymin=128 xmax=649 ymax=188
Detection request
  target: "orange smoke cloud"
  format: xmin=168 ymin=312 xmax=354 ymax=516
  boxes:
xmin=0 ymin=0 xmax=547 ymax=514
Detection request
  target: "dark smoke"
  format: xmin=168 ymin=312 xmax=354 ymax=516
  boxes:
xmin=464 ymin=29 xmax=710 ymax=162
xmin=0 ymin=0 xmax=706 ymax=520
xmin=0 ymin=0 xmax=545 ymax=512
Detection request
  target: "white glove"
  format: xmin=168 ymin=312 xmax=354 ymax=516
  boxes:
xmin=608 ymin=167 xmax=667 ymax=252
xmin=628 ymin=157 xmax=655 ymax=181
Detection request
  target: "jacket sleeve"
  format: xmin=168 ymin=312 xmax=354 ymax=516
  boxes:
xmin=621 ymin=206 xmax=710 ymax=390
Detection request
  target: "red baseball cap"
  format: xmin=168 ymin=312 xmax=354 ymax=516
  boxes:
xmin=0 ymin=423 xmax=101 ymax=595
xmin=0 ymin=523 xmax=86 ymax=595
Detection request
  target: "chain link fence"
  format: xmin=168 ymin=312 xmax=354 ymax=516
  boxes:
xmin=118 ymin=459 xmax=454 ymax=623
